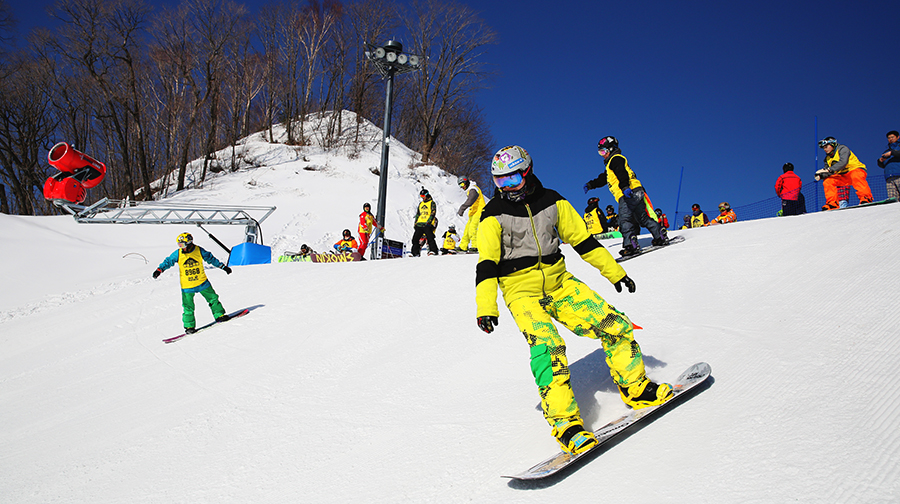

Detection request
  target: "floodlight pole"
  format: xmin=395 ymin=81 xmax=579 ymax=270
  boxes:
xmin=365 ymin=40 xmax=421 ymax=259
xmin=374 ymin=66 xmax=396 ymax=256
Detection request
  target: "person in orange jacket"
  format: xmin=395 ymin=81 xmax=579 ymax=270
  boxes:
xmin=707 ymin=202 xmax=736 ymax=225
xmin=333 ymin=229 xmax=359 ymax=253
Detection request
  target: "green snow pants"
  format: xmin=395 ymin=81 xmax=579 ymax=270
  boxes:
xmin=182 ymin=285 xmax=225 ymax=329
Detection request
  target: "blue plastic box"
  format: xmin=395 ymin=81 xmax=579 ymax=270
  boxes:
xmin=229 ymin=242 xmax=271 ymax=266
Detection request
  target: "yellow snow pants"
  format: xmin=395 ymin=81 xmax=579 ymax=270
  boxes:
xmin=458 ymin=209 xmax=482 ymax=251
xmin=507 ymin=273 xmax=648 ymax=429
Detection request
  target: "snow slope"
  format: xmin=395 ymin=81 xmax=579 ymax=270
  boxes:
xmin=2 ymin=123 xmax=899 ymax=503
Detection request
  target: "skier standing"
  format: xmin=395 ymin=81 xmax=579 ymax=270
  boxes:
xmin=152 ymin=233 xmax=232 ymax=334
xmin=583 ymin=197 xmax=609 ymax=236
xmin=584 ymin=136 xmax=667 ymax=256
xmin=775 ymin=163 xmax=806 ymax=216
xmin=411 ymin=188 xmax=439 ymax=256
xmin=476 ymin=145 xmax=673 ymax=455
xmin=357 ymin=202 xmax=383 ymax=257
xmin=456 ymin=176 xmax=486 ymax=252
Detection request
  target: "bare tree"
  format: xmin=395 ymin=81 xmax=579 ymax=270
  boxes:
xmin=401 ymin=0 xmax=496 ymax=164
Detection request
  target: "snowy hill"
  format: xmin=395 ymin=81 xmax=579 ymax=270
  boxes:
xmin=2 ymin=121 xmax=900 ymax=503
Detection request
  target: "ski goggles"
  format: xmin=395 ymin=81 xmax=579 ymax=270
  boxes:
xmin=598 ymin=147 xmax=611 ymax=155
xmin=818 ymin=139 xmax=836 ymax=148
xmin=493 ymin=171 xmax=525 ymax=189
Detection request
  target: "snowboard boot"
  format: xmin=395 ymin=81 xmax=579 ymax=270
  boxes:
xmin=619 ymin=236 xmax=641 ymax=256
xmin=551 ymin=420 xmax=598 ymax=455
xmin=185 ymin=327 xmax=197 ymax=334
xmin=822 ymin=202 xmax=839 ymax=211
xmin=215 ymin=314 xmax=230 ymax=323
xmin=618 ymin=378 xmax=674 ymax=410
xmin=651 ymin=228 xmax=669 ymax=246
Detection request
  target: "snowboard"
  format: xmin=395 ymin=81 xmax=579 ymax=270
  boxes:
xmin=278 ymin=253 xmax=312 ymax=262
xmin=162 ymin=308 xmax=250 ymax=344
xmin=593 ymin=230 xmax=622 ymax=240
xmin=615 ymin=234 xmax=685 ymax=263
xmin=310 ymin=250 xmax=363 ymax=263
xmin=828 ymin=197 xmax=898 ymax=211
xmin=505 ymin=361 xmax=711 ymax=481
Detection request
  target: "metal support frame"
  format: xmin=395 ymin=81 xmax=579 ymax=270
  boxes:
xmin=53 ymin=198 xmax=276 ymax=244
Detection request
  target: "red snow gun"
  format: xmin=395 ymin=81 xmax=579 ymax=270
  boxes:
xmin=42 ymin=142 xmax=107 ymax=204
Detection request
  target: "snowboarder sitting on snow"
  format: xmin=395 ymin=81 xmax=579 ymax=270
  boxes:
xmin=604 ymin=205 xmax=618 ymax=231
xmin=441 ymin=225 xmax=459 ymax=255
xmin=152 ymin=232 xmax=232 ymax=334
xmin=333 ymin=229 xmax=358 ymax=253
xmin=706 ymin=202 xmax=737 ymax=225
xmin=688 ymin=203 xmax=709 ymax=228
xmin=476 ymin=145 xmax=673 ymax=456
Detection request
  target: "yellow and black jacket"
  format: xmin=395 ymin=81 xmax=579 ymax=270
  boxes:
xmin=475 ymin=176 xmax=626 ymax=318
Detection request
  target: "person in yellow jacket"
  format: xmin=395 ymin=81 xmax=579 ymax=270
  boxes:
xmin=153 ymin=232 xmax=232 ymax=333
xmin=441 ymin=225 xmax=459 ymax=254
xmin=357 ymin=202 xmax=383 ymax=256
xmin=475 ymin=145 xmax=673 ymax=456
xmin=456 ymin=176 xmax=486 ymax=252
xmin=584 ymin=136 xmax=667 ymax=256
xmin=583 ymin=197 xmax=609 ymax=237
xmin=815 ymin=137 xmax=874 ymax=210
xmin=411 ymin=188 xmax=438 ymax=256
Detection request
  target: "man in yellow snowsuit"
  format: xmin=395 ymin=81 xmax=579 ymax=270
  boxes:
xmin=816 ymin=137 xmax=873 ymax=210
xmin=475 ymin=145 xmax=673 ymax=455
xmin=456 ymin=176 xmax=486 ymax=252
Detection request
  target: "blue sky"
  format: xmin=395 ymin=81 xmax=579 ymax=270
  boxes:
xmin=10 ymin=0 xmax=896 ymax=217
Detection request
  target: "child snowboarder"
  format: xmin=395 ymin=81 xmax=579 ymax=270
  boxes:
xmin=441 ymin=225 xmax=459 ymax=254
xmin=476 ymin=145 xmax=673 ymax=456
xmin=153 ymin=232 xmax=232 ymax=333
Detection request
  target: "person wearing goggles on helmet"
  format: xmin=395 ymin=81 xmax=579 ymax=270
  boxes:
xmin=707 ymin=202 xmax=737 ymax=225
xmin=334 ymin=229 xmax=359 ymax=253
xmin=475 ymin=145 xmax=673 ymax=456
xmin=584 ymin=136 xmax=668 ymax=256
xmin=152 ymin=232 xmax=233 ymax=334
xmin=411 ymin=188 xmax=439 ymax=256
xmin=815 ymin=136 xmax=873 ymax=210
xmin=455 ymin=176 xmax=486 ymax=253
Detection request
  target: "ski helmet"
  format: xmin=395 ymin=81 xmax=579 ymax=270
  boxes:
xmin=342 ymin=229 xmax=352 ymax=238
xmin=300 ymin=244 xmax=310 ymax=254
xmin=606 ymin=204 xmax=615 ymax=213
xmin=783 ymin=162 xmax=794 ymax=172
xmin=449 ymin=224 xmax=456 ymax=232
xmin=177 ymin=232 xmax=193 ymax=247
xmin=587 ymin=197 xmax=599 ymax=207
xmin=655 ymin=208 xmax=663 ymax=217
xmin=491 ymin=145 xmax=533 ymax=201
xmin=718 ymin=202 xmax=731 ymax=211
xmin=818 ymin=137 xmax=837 ymax=149
xmin=457 ymin=175 xmax=470 ymax=189
xmin=419 ymin=188 xmax=430 ymax=199
xmin=363 ymin=202 xmax=371 ymax=211
xmin=598 ymin=136 xmax=618 ymax=151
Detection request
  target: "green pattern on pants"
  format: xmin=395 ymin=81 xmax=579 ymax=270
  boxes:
xmin=507 ymin=272 xmax=647 ymax=429
xmin=182 ymin=285 xmax=225 ymax=328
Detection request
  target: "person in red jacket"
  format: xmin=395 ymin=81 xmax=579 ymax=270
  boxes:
xmin=357 ymin=202 xmax=383 ymax=257
xmin=775 ymin=163 xmax=806 ymax=216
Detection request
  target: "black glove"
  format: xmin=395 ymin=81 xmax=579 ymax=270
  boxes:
xmin=223 ymin=266 xmax=232 ymax=274
xmin=152 ymin=268 xmax=162 ymax=279
xmin=614 ymin=274 xmax=636 ymax=293
xmin=477 ymin=316 xmax=498 ymax=334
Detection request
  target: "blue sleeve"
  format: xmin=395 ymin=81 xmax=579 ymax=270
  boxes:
xmin=200 ymin=247 xmax=225 ymax=269
xmin=157 ymin=250 xmax=179 ymax=271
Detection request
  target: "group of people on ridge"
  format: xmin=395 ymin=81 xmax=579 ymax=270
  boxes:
xmin=411 ymin=175 xmax=486 ymax=256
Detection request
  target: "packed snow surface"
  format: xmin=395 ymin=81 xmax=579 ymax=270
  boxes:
xmin=2 ymin=119 xmax=899 ymax=502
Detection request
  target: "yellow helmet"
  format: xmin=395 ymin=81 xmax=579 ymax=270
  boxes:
xmin=176 ymin=232 xmax=193 ymax=247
